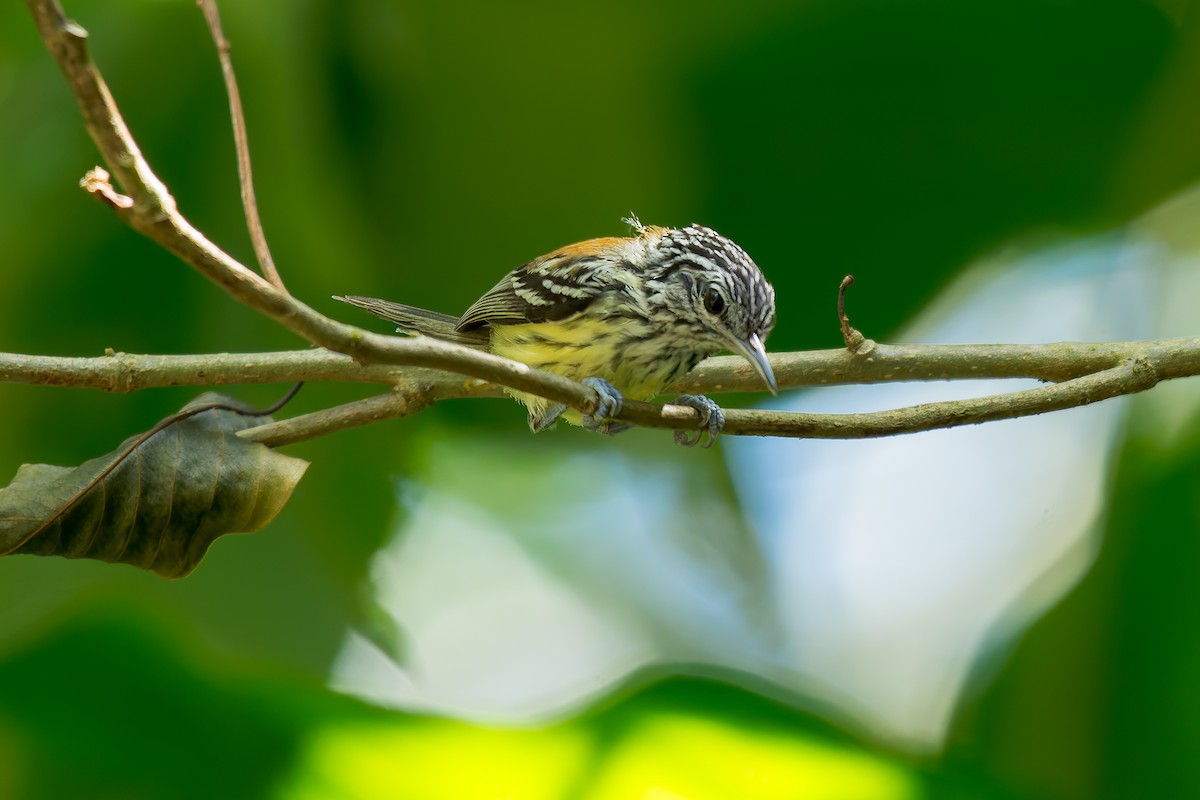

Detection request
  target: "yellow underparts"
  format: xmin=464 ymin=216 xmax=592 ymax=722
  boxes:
xmin=489 ymin=319 xmax=669 ymax=430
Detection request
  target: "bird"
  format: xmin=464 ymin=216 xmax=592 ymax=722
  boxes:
xmin=335 ymin=219 xmax=777 ymax=446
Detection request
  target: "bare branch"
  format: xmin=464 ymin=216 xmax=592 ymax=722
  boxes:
xmin=838 ymin=274 xmax=868 ymax=352
xmin=195 ymin=0 xmax=286 ymax=291
xmin=650 ymin=357 xmax=1158 ymax=439
xmin=4 ymin=336 xmax=1192 ymax=445
xmin=23 ymin=0 xmax=608 ymax=420
xmin=230 ymin=353 xmax=1162 ymax=446
xmin=25 ymin=0 xmax=176 ymax=220
xmin=0 ymin=348 xmax=507 ymax=398
xmin=7 ymin=337 xmax=1199 ymax=396
xmin=19 ymin=0 xmax=1200 ymax=448
xmin=239 ymin=390 xmax=437 ymax=448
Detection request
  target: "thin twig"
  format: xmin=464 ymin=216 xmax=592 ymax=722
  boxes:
xmin=23 ymin=2 xmax=606 ymax=418
xmin=195 ymin=0 xmax=285 ymax=291
xmin=649 ymin=357 xmax=1158 ymax=439
xmin=838 ymin=274 xmax=869 ymax=352
xmin=243 ymin=380 xmax=304 ymax=416
xmin=25 ymin=1 xmax=175 ymax=220
xmin=239 ymin=390 xmax=436 ymax=447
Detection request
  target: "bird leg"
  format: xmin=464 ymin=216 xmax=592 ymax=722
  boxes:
xmin=529 ymin=404 xmax=566 ymax=433
xmin=581 ymin=377 xmax=630 ymax=435
xmin=671 ymin=395 xmax=725 ymax=448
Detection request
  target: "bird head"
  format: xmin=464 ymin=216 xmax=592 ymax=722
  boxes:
xmin=638 ymin=224 xmax=778 ymax=393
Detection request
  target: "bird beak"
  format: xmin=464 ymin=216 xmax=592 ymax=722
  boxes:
xmin=729 ymin=332 xmax=777 ymax=395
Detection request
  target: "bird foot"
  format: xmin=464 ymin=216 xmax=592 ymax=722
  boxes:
xmin=671 ymin=394 xmax=725 ymax=448
xmin=581 ymin=377 xmax=627 ymax=435
xmin=530 ymin=403 xmax=565 ymax=433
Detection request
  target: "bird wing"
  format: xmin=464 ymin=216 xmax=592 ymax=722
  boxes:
xmin=456 ymin=239 xmax=628 ymax=332
xmin=334 ymin=295 xmax=489 ymax=347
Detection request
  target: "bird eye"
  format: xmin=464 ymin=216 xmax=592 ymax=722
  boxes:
xmin=702 ymin=285 xmax=726 ymax=315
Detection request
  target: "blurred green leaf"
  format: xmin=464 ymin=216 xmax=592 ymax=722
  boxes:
xmin=0 ymin=607 xmax=948 ymax=800
xmin=0 ymin=393 xmax=307 ymax=578
xmin=946 ymin=406 xmax=1200 ymax=800
xmin=1099 ymin=415 xmax=1200 ymax=799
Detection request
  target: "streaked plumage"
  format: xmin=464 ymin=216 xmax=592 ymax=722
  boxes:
xmin=337 ymin=221 xmax=776 ymax=440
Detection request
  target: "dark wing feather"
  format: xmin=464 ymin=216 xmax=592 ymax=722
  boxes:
xmin=455 ymin=252 xmax=614 ymax=332
xmin=333 ymin=295 xmax=488 ymax=348
xmin=342 ymin=237 xmax=631 ymax=340
xmin=453 ymin=273 xmax=536 ymax=329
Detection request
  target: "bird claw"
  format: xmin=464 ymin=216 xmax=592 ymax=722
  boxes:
xmin=530 ymin=403 xmax=566 ymax=432
xmin=581 ymin=377 xmax=626 ymax=435
xmin=671 ymin=394 xmax=725 ymax=448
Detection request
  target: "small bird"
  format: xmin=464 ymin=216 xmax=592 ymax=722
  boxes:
xmin=336 ymin=219 xmax=776 ymax=446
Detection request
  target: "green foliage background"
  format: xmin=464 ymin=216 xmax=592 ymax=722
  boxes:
xmin=1 ymin=0 xmax=1199 ymax=797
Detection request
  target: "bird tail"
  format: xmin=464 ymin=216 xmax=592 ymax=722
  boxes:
xmin=333 ymin=295 xmax=489 ymax=348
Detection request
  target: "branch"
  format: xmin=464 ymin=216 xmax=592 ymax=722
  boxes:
xmin=20 ymin=0 xmax=1200 ymax=448
xmin=664 ymin=357 xmax=1157 ymax=439
xmin=23 ymin=0 xmax=605 ymax=418
xmin=238 ymin=389 xmax=439 ymax=448
xmin=837 ymin=274 xmax=869 ymax=352
xmin=232 ymin=351 xmax=1161 ymax=445
xmin=7 ymin=338 xmax=1200 ymax=394
xmin=2 ymin=338 xmax=1195 ymax=445
xmin=196 ymin=0 xmax=285 ymax=291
